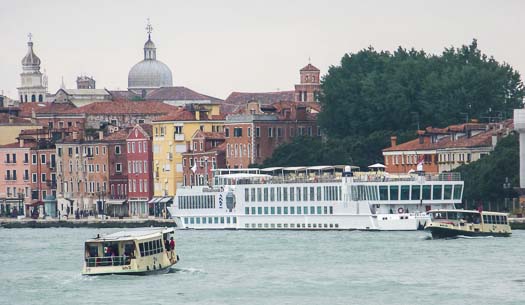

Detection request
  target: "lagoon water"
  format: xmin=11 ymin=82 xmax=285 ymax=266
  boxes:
xmin=1 ymin=228 xmax=524 ymax=305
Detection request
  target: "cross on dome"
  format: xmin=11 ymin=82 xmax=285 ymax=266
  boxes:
xmin=146 ymin=18 xmax=153 ymax=38
xmin=28 ymin=32 xmax=32 ymax=42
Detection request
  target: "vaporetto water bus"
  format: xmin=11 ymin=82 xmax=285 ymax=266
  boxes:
xmin=424 ymin=209 xmax=511 ymax=238
xmin=82 ymin=227 xmax=178 ymax=276
xmin=167 ymin=166 xmax=464 ymax=231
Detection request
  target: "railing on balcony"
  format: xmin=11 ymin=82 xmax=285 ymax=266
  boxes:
xmin=174 ymin=133 xmax=185 ymax=141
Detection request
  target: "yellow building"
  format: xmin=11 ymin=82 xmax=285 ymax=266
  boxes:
xmin=0 ymin=114 xmax=42 ymax=145
xmin=152 ymin=104 xmax=224 ymax=197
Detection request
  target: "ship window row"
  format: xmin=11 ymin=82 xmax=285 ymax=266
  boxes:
xmin=348 ymin=185 xmax=379 ymax=201
xmin=378 ymin=184 xmax=462 ymax=201
xmin=178 ymin=195 xmax=216 ymax=209
xmin=183 ymin=216 xmax=237 ymax=225
xmin=482 ymin=215 xmax=508 ymax=225
xmin=244 ymin=186 xmax=341 ymax=203
xmin=138 ymin=239 xmax=163 ymax=257
xmin=245 ymin=223 xmax=339 ymax=229
xmin=244 ymin=205 xmax=334 ymax=215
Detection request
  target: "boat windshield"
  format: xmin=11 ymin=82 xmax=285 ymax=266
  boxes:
xmin=430 ymin=211 xmax=481 ymax=224
xmin=85 ymin=240 xmax=136 ymax=267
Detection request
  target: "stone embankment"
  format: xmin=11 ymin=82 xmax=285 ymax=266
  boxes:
xmin=0 ymin=218 xmax=177 ymax=229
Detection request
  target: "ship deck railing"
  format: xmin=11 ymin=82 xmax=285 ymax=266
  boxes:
xmin=85 ymin=256 xmax=132 ymax=267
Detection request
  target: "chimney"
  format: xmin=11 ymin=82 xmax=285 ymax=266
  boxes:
xmin=8 ymin=116 xmax=13 ymax=124
xmin=390 ymin=136 xmax=397 ymax=147
xmin=98 ymin=131 xmax=104 ymax=140
xmin=19 ymin=138 xmax=24 ymax=148
xmin=195 ymin=110 xmax=201 ymax=121
xmin=492 ymin=134 xmax=498 ymax=148
xmin=72 ymin=131 xmax=78 ymax=140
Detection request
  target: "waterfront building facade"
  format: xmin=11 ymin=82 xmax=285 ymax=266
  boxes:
xmin=181 ymin=130 xmax=226 ymax=186
xmin=0 ymin=141 xmax=32 ymax=216
xmin=224 ymin=101 xmax=321 ymax=168
xmin=126 ymin=124 xmax=153 ymax=217
xmin=152 ymin=104 xmax=224 ymax=197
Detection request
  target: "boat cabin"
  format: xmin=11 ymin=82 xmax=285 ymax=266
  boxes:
xmin=83 ymin=227 xmax=177 ymax=275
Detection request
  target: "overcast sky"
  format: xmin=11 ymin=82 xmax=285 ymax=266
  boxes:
xmin=1 ymin=0 xmax=524 ymax=100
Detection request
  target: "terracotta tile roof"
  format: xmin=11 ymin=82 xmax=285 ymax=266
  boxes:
xmin=424 ymin=123 xmax=487 ymax=134
xmin=34 ymin=102 xmax=78 ymax=114
xmin=300 ymin=63 xmax=320 ymax=72
xmin=383 ymin=127 xmax=504 ymax=152
xmin=0 ymin=141 xmax=34 ymax=149
xmin=66 ymin=100 xmax=178 ymax=115
xmin=209 ymin=142 xmax=226 ymax=152
xmin=18 ymin=103 xmax=47 ymax=117
xmin=223 ymin=91 xmax=295 ymax=113
xmin=146 ymin=87 xmax=223 ymax=103
xmin=0 ymin=113 xmax=35 ymax=124
xmin=192 ymin=130 xmax=225 ymax=140
xmin=102 ymin=128 xmax=131 ymax=142
xmin=138 ymin=124 xmax=153 ymax=137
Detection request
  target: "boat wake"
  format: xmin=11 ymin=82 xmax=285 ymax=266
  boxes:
xmin=456 ymin=235 xmax=495 ymax=239
xmin=168 ymin=267 xmax=206 ymax=275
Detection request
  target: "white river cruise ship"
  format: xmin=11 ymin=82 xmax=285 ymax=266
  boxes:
xmin=167 ymin=166 xmax=464 ymax=231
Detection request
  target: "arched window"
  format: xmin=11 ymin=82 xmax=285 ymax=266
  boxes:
xmin=24 ymin=95 xmax=28 ymax=102
xmin=31 ymin=95 xmax=36 ymax=102
xmin=38 ymin=95 xmax=43 ymax=102
xmin=20 ymin=95 xmax=23 ymax=102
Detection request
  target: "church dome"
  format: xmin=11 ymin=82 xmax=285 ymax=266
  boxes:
xmin=128 ymin=22 xmax=173 ymax=91
xmin=128 ymin=59 xmax=173 ymax=89
xmin=21 ymin=41 xmax=41 ymax=67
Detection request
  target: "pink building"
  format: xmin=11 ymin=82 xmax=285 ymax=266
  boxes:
xmin=0 ymin=140 xmax=32 ymax=217
xmin=126 ymin=124 xmax=153 ymax=217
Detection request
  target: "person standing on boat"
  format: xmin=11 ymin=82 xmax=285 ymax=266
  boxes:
xmin=169 ymin=237 xmax=175 ymax=251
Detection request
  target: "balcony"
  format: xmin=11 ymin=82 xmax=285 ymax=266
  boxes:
xmin=174 ymin=134 xmax=184 ymax=141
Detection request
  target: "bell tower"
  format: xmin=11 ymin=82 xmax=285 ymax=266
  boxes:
xmin=295 ymin=60 xmax=321 ymax=102
xmin=18 ymin=33 xmax=47 ymax=103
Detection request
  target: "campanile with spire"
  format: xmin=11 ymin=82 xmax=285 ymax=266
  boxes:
xmin=18 ymin=33 xmax=48 ymax=103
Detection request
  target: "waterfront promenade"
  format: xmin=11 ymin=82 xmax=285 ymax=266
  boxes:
xmin=0 ymin=217 xmax=176 ymax=228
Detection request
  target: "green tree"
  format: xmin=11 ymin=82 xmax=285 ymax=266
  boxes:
xmin=454 ymin=133 xmax=519 ymax=205
xmin=266 ymin=40 xmax=524 ymax=168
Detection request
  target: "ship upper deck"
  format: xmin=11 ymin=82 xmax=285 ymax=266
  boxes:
xmin=210 ymin=166 xmax=462 ymax=187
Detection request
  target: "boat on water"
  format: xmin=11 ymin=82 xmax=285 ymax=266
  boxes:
xmin=424 ymin=209 xmax=511 ymax=238
xmin=167 ymin=165 xmax=464 ymax=231
xmin=82 ymin=227 xmax=178 ymax=276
